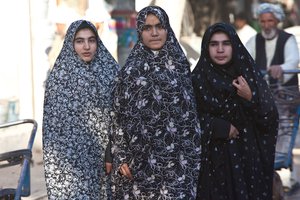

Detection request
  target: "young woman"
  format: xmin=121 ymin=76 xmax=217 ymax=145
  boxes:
xmin=192 ymin=22 xmax=279 ymax=200
xmin=42 ymin=20 xmax=119 ymax=199
xmin=111 ymin=6 xmax=201 ymax=199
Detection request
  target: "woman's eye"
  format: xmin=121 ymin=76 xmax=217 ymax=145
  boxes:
xmin=156 ymin=24 xmax=163 ymax=30
xmin=142 ymin=25 xmax=151 ymax=31
xmin=209 ymin=42 xmax=218 ymax=47
xmin=89 ymin=38 xmax=97 ymax=43
xmin=223 ymin=41 xmax=231 ymax=46
xmin=75 ymin=39 xmax=84 ymax=44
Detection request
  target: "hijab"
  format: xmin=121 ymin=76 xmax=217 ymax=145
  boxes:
xmin=43 ymin=20 xmax=119 ymax=199
xmin=112 ymin=6 xmax=201 ymax=199
xmin=192 ymin=22 xmax=277 ymax=118
xmin=125 ymin=5 xmax=189 ymax=71
xmin=192 ymin=22 xmax=278 ymax=199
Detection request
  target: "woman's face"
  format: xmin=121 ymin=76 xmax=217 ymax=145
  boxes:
xmin=141 ymin=14 xmax=167 ymax=50
xmin=73 ymin=28 xmax=97 ymax=63
xmin=208 ymin=32 xmax=232 ymax=65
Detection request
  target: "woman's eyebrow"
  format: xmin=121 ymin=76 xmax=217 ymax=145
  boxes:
xmin=74 ymin=36 xmax=96 ymax=40
xmin=143 ymin=23 xmax=162 ymax=28
xmin=209 ymin=40 xmax=231 ymax=44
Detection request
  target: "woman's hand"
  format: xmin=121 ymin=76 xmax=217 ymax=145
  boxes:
xmin=229 ymin=124 xmax=239 ymax=139
xmin=119 ymin=163 xmax=133 ymax=180
xmin=105 ymin=162 xmax=112 ymax=175
xmin=232 ymin=76 xmax=252 ymax=101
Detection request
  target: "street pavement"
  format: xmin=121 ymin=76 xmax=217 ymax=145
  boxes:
xmin=0 ymin=131 xmax=300 ymax=200
xmin=275 ymin=130 xmax=300 ymax=200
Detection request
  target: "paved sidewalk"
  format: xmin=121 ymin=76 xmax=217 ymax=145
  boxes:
xmin=1 ymin=138 xmax=300 ymax=200
xmin=276 ymin=132 xmax=300 ymax=200
xmin=278 ymin=148 xmax=300 ymax=200
xmin=23 ymin=148 xmax=47 ymax=200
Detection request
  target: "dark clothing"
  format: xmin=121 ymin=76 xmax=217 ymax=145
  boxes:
xmin=212 ymin=118 xmax=231 ymax=139
xmin=192 ymin=22 xmax=279 ymax=200
xmin=112 ymin=6 xmax=202 ymax=199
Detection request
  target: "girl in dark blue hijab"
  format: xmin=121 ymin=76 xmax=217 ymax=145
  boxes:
xmin=112 ymin=6 xmax=202 ymax=199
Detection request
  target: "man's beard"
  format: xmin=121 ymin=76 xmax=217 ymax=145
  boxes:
xmin=261 ymin=28 xmax=277 ymax=40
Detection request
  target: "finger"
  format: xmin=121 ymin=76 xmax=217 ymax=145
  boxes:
xmin=123 ymin=166 xmax=133 ymax=179
xmin=239 ymin=76 xmax=247 ymax=84
xmin=119 ymin=167 xmax=126 ymax=176
xmin=120 ymin=165 xmax=128 ymax=176
xmin=232 ymin=80 xmax=240 ymax=89
xmin=105 ymin=162 xmax=112 ymax=174
xmin=273 ymin=71 xmax=279 ymax=79
xmin=120 ymin=164 xmax=133 ymax=180
xmin=270 ymin=69 xmax=278 ymax=79
xmin=237 ymin=76 xmax=243 ymax=82
xmin=276 ymin=69 xmax=282 ymax=79
xmin=270 ymin=71 xmax=276 ymax=79
xmin=232 ymin=81 xmax=238 ymax=87
xmin=234 ymin=131 xmax=239 ymax=137
xmin=234 ymin=129 xmax=238 ymax=135
xmin=126 ymin=170 xmax=133 ymax=180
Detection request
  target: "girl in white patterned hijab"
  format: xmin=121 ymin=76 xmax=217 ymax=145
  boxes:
xmin=43 ymin=20 xmax=119 ymax=199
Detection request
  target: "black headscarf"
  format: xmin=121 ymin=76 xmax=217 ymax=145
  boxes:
xmin=193 ymin=22 xmax=277 ymax=118
xmin=192 ymin=22 xmax=278 ymax=199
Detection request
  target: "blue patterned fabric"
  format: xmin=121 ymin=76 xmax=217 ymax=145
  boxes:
xmin=42 ymin=20 xmax=119 ymax=199
xmin=111 ymin=6 xmax=202 ymax=199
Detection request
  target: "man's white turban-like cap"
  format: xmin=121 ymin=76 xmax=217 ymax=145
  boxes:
xmin=257 ymin=3 xmax=285 ymax=22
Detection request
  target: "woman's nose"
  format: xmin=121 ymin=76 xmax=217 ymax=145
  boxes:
xmin=217 ymin=44 xmax=224 ymax=52
xmin=151 ymin=27 xmax=159 ymax=36
xmin=83 ymin=41 xmax=90 ymax=49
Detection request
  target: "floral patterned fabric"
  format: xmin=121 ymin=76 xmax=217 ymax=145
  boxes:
xmin=111 ymin=6 xmax=202 ymax=199
xmin=192 ymin=22 xmax=279 ymax=200
xmin=42 ymin=20 xmax=119 ymax=199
